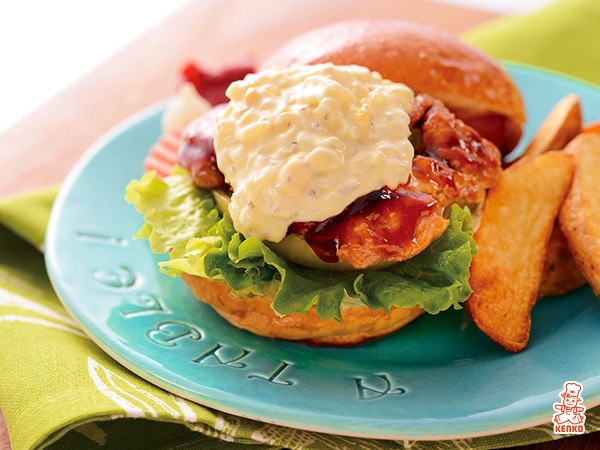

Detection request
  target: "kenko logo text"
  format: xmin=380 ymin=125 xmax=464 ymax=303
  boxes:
xmin=553 ymin=381 xmax=586 ymax=435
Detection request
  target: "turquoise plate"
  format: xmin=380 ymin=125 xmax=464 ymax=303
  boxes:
xmin=46 ymin=63 xmax=600 ymax=440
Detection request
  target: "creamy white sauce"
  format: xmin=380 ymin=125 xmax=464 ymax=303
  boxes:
xmin=214 ymin=63 xmax=415 ymax=242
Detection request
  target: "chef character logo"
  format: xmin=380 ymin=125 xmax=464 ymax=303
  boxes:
xmin=553 ymin=381 xmax=586 ymax=435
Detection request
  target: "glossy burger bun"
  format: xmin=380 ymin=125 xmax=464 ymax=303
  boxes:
xmin=263 ymin=20 xmax=526 ymax=155
xmin=181 ymin=274 xmax=425 ymax=346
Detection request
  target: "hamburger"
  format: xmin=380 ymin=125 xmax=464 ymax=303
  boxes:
xmin=125 ymin=20 xmax=524 ymax=346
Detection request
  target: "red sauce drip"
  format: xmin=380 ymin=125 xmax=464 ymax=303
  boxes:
xmin=289 ymin=186 xmax=438 ymax=263
xmin=410 ymin=155 xmax=461 ymax=205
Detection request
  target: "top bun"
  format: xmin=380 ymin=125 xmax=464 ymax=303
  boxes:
xmin=262 ymin=20 xmax=525 ymax=155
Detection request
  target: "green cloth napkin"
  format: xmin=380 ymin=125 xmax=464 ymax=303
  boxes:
xmin=462 ymin=0 xmax=600 ymax=87
xmin=2 ymin=0 xmax=600 ymax=448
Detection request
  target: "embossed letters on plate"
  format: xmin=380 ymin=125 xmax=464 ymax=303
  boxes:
xmin=147 ymin=320 xmax=203 ymax=347
xmin=191 ymin=343 xmax=252 ymax=368
xmin=353 ymin=373 xmax=407 ymax=400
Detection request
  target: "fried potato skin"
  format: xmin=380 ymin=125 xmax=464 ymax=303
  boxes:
xmin=559 ymin=132 xmax=600 ymax=298
xmin=522 ymin=94 xmax=582 ymax=158
xmin=466 ymin=152 xmax=575 ymax=352
xmin=521 ymin=94 xmax=584 ymax=298
xmin=538 ymin=224 xmax=587 ymax=298
xmin=581 ymin=119 xmax=600 ymax=135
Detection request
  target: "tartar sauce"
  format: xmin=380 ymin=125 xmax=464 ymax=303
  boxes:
xmin=214 ymin=63 xmax=415 ymax=242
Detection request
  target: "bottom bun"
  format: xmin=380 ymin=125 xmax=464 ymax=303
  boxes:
xmin=181 ymin=273 xmax=425 ymax=346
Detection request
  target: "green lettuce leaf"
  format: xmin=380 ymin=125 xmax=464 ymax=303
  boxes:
xmin=125 ymin=168 xmax=477 ymax=320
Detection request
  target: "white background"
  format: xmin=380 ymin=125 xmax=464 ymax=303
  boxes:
xmin=0 ymin=0 xmax=558 ymax=133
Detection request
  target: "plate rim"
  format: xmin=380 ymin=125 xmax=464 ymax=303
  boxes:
xmin=45 ymin=61 xmax=600 ymax=441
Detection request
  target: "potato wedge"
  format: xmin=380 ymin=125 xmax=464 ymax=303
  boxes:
xmin=559 ymin=132 xmax=600 ymax=299
xmin=522 ymin=94 xmax=582 ymax=158
xmin=520 ymin=94 xmax=584 ymax=298
xmin=467 ymin=152 xmax=575 ymax=352
xmin=581 ymin=119 xmax=600 ymax=135
xmin=538 ymin=223 xmax=587 ymax=298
